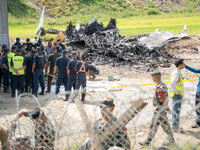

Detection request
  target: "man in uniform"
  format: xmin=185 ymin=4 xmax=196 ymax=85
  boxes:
xmin=34 ymin=40 xmax=44 ymax=52
xmin=65 ymin=51 xmax=78 ymax=101
xmin=53 ymin=50 xmax=69 ymax=94
xmin=2 ymin=49 xmax=10 ymax=93
xmin=13 ymin=37 xmax=21 ymax=49
xmin=32 ymin=47 xmax=46 ymax=97
xmin=139 ymin=71 xmax=175 ymax=146
xmin=56 ymin=38 xmax=65 ymax=50
xmin=10 ymin=49 xmax=26 ymax=97
xmin=25 ymin=49 xmax=36 ymax=92
xmin=46 ymin=46 xmax=61 ymax=93
xmin=73 ymin=55 xmax=88 ymax=102
xmin=12 ymin=108 xmax=55 ymax=149
xmin=169 ymin=59 xmax=185 ymax=133
xmin=26 ymin=38 xmax=34 ymax=49
xmin=53 ymin=42 xmax=63 ymax=54
xmin=79 ymin=98 xmax=131 ymax=150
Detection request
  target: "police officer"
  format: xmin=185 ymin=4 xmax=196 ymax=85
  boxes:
xmin=53 ymin=50 xmax=69 ymax=94
xmin=65 ymin=51 xmax=78 ymax=101
xmin=73 ymin=54 xmax=89 ymax=102
xmin=25 ymin=49 xmax=36 ymax=93
xmin=10 ymin=49 xmax=26 ymax=97
xmin=46 ymin=46 xmax=61 ymax=93
xmin=13 ymin=37 xmax=21 ymax=49
xmin=26 ymin=38 xmax=34 ymax=49
xmin=34 ymin=40 xmax=44 ymax=52
xmin=2 ymin=49 xmax=10 ymax=93
xmin=32 ymin=47 xmax=46 ymax=97
xmin=1 ymin=44 xmax=7 ymax=53
xmin=7 ymin=45 xmax=17 ymax=90
xmin=56 ymin=38 xmax=65 ymax=50
xmin=53 ymin=42 xmax=63 ymax=54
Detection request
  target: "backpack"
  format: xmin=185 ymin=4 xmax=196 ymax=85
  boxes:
xmin=36 ymin=54 xmax=45 ymax=68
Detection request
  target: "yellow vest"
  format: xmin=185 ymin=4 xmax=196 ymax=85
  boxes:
xmin=12 ymin=56 xmax=24 ymax=75
xmin=7 ymin=52 xmax=15 ymax=73
xmin=168 ymin=69 xmax=184 ymax=98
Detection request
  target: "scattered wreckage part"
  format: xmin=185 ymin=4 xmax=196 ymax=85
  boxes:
xmin=52 ymin=31 xmax=65 ymax=43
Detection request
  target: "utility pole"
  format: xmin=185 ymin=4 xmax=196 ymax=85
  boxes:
xmin=0 ymin=0 xmax=9 ymax=49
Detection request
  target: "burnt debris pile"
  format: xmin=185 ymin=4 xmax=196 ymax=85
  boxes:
xmin=65 ymin=16 xmax=173 ymax=71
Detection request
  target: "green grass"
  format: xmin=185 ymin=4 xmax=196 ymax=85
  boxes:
xmin=8 ymin=12 xmax=200 ymax=39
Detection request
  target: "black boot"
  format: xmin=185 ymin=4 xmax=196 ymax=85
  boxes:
xmin=3 ymin=87 xmax=9 ymax=93
xmin=64 ymin=95 xmax=69 ymax=101
xmin=39 ymin=90 xmax=44 ymax=95
xmin=33 ymin=92 xmax=37 ymax=97
xmin=81 ymin=94 xmax=86 ymax=102
xmin=138 ymin=139 xmax=151 ymax=146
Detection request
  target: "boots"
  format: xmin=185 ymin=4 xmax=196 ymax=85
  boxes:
xmin=81 ymin=94 xmax=86 ymax=102
xmin=138 ymin=139 xmax=151 ymax=146
xmin=3 ymin=87 xmax=9 ymax=93
xmin=64 ymin=95 xmax=69 ymax=101
xmin=39 ymin=90 xmax=44 ymax=95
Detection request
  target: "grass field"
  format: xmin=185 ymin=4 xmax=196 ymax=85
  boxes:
xmin=8 ymin=12 xmax=200 ymax=40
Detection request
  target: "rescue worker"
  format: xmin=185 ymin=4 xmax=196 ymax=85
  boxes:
xmin=56 ymin=38 xmax=65 ymax=50
xmin=46 ymin=46 xmax=61 ymax=93
xmin=2 ymin=49 xmax=10 ymax=93
xmin=53 ymin=50 xmax=69 ymax=94
xmin=88 ymin=64 xmax=100 ymax=80
xmin=53 ymin=42 xmax=62 ymax=54
xmin=184 ymin=65 xmax=200 ymax=128
xmin=34 ymin=39 xmax=44 ymax=52
xmin=26 ymin=38 xmax=34 ymax=49
xmin=25 ymin=49 xmax=36 ymax=93
xmin=13 ymin=37 xmax=21 ymax=49
xmin=73 ymin=54 xmax=89 ymax=102
xmin=0 ymin=45 xmax=6 ymax=89
xmin=79 ymin=98 xmax=131 ymax=150
xmin=7 ymin=45 xmax=17 ymax=90
xmin=32 ymin=47 xmax=46 ymax=97
xmin=139 ymin=71 xmax=175 ymax=146
xmin=10 ymin=49 xmax=26 ymax=97
xmin=1 ymin=44 xmax=7 ymax=53
xmin=169 ymin=59 xmax=185 ymax=133
xmin=65 ymin=51 xmax=78 ymax=101
xmin=12 ymin=108 xmax=55 ymax=149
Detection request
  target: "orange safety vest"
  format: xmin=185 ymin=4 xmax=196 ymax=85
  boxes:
xmin=76 ymin=61 xmax=86 ymax=74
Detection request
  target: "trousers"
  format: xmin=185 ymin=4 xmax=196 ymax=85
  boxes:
xmin=12 ymin=75 xmax=24 ymax=95
xmin=2 ymin=68 xmax=9 ymax=88
xmin=33 ymin=68 xmax=45 ymax=93
xmin=172 ymin=94 xmax=182 ymax=130
xmin=195 ymin=92 xmax=200 ymax=124
xmin=25 ymin=70 xmax=33 ymax=92
xmin=56 ymin=74 xmax=68 ymax=94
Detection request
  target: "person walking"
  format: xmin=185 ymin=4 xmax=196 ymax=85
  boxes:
xmin=32 ymin=47 xmax=46 ymax=97
xmin=46 ymin=46 xmax=61 ymax=93
xmin=168 ymin=59 xmax=185 ymax=133
xmin=139 ymin=71 xmax=175 ymax=146
xmin=53 ymin=50 xmax=69 ymax=94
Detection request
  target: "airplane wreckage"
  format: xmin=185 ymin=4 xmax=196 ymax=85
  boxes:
xmin=36 ymin=7 xmax=189 ymax=71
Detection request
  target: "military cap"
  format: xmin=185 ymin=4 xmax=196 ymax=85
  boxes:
xmin=100 ymin=97 xmax=115 ymax=107
xmin=2 ymin=44 xmax=7 ymax=49
xmin=72 ymin=51 xmax=77 ymax=55
xmin=11 ymin=45 xmax=17 ymax=50
xmin=56 ymin=38 xmax=61 ymax=42
xmin=16 ymin=49 xmax=21 ymax=52
xmin=36 ymin=46 xmax=41 ymax=50
xmin=3 ymin=48 xmax=9 ymax=53
xmin=26 ymin=38 xmax=30 ymax=42
xmin=16 ymin=37 xmax=20 ymax=41
xmin=151 ymin=71 xmax=161 ymax=76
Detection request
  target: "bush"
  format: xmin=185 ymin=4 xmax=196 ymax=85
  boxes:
xmin=145 ymin=1 xmax=156 ymax=8
xmin=147 ymin=9 xmax=160 ymax=15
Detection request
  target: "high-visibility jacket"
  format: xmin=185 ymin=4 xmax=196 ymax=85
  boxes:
xmin=7 ymin=52 xmax=15 ymax=73
xmin=12 ymin=56 xmax=24 ymax=75
xmin=168 ymin=69 xmax=184 ymax=98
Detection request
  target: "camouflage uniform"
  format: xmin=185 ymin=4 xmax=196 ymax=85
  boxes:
xmin=24 ymin=111 xmax=55 ymax=150
xmin=94 ymin=117 xmax=131 ymax=150
xmin=147 ymin=81 xmax=174 ymax=142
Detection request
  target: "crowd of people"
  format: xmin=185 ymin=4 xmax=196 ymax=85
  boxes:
xmin=0 ymin=37 xmax=99 ymax=100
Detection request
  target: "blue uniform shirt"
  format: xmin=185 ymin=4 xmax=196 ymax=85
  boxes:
xmin=26 ymin=54 xmax=35 ymax=71
xmin=75 ymin=61 xmax=89 ymax=76
xmin=57 ymin=46 xmax=63 ymax=53
xmin=13 ymin=42 xmax=21 ymax=49
xmin=55 ymin=55 xmax=69 ymax=76
xmin=60 ymin=43 xmax=66 ymax=50
xmin=33 ymin=43 xmax=44 ymax=51
xmin=27 ymin=43 xmax=34 ymax=49
xmin=67 ymin=58 xmax=78 ymax=77
xmin=10 ymin=54 xmax=26 ymax=67
xmin=185 ymin=65 xmax=200 ymax=92
xmin=2 ymin=53 xmax=8 ymax=68
xmin=33 ymin=53 xmax=46 ymax=69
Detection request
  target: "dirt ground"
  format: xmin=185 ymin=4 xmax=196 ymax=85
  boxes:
xmin=1 ymin=36 xmax=200 ymax=149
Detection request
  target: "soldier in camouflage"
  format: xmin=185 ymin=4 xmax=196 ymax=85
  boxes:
xmin=139 ymin=71 xmax=175 ymax=146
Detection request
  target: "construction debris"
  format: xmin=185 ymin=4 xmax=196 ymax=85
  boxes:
xmin=65 ymin=16 xmax=181 ymax=71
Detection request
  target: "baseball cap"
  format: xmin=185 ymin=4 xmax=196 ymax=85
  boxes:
xmin=26 ymin=38 xmax=30 ymax=42
xmin=56 ymin=38 xmax=61 ymax=42
xmin=72 ymin=51 xmax=77 ymax=55
xmin=32 ymin=49 xmax=36 ymax=53
xmin=12 ymin=45 xmax=17 ymax=50
xmin=16 ymin=37 xmax=20 ymax=41
xmin=62 ymin=49 xmax=67 ymax=53
xmin=38 ymin=39 xmax=42 ymax=44
xmin=4 ymin=48 xmax=9 ymax=53
xmin=151 ymin=71 xmax=161 ymax=76
xmin=2 ymin=44 xmax=7 ymax=49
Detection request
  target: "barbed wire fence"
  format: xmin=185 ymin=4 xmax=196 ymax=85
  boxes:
xmin=0 ymin=84 xmax=200 ymax=150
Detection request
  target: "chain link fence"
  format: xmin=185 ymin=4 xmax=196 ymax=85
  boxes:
xmin=0 ymin=81 xmax=200 ymax=150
